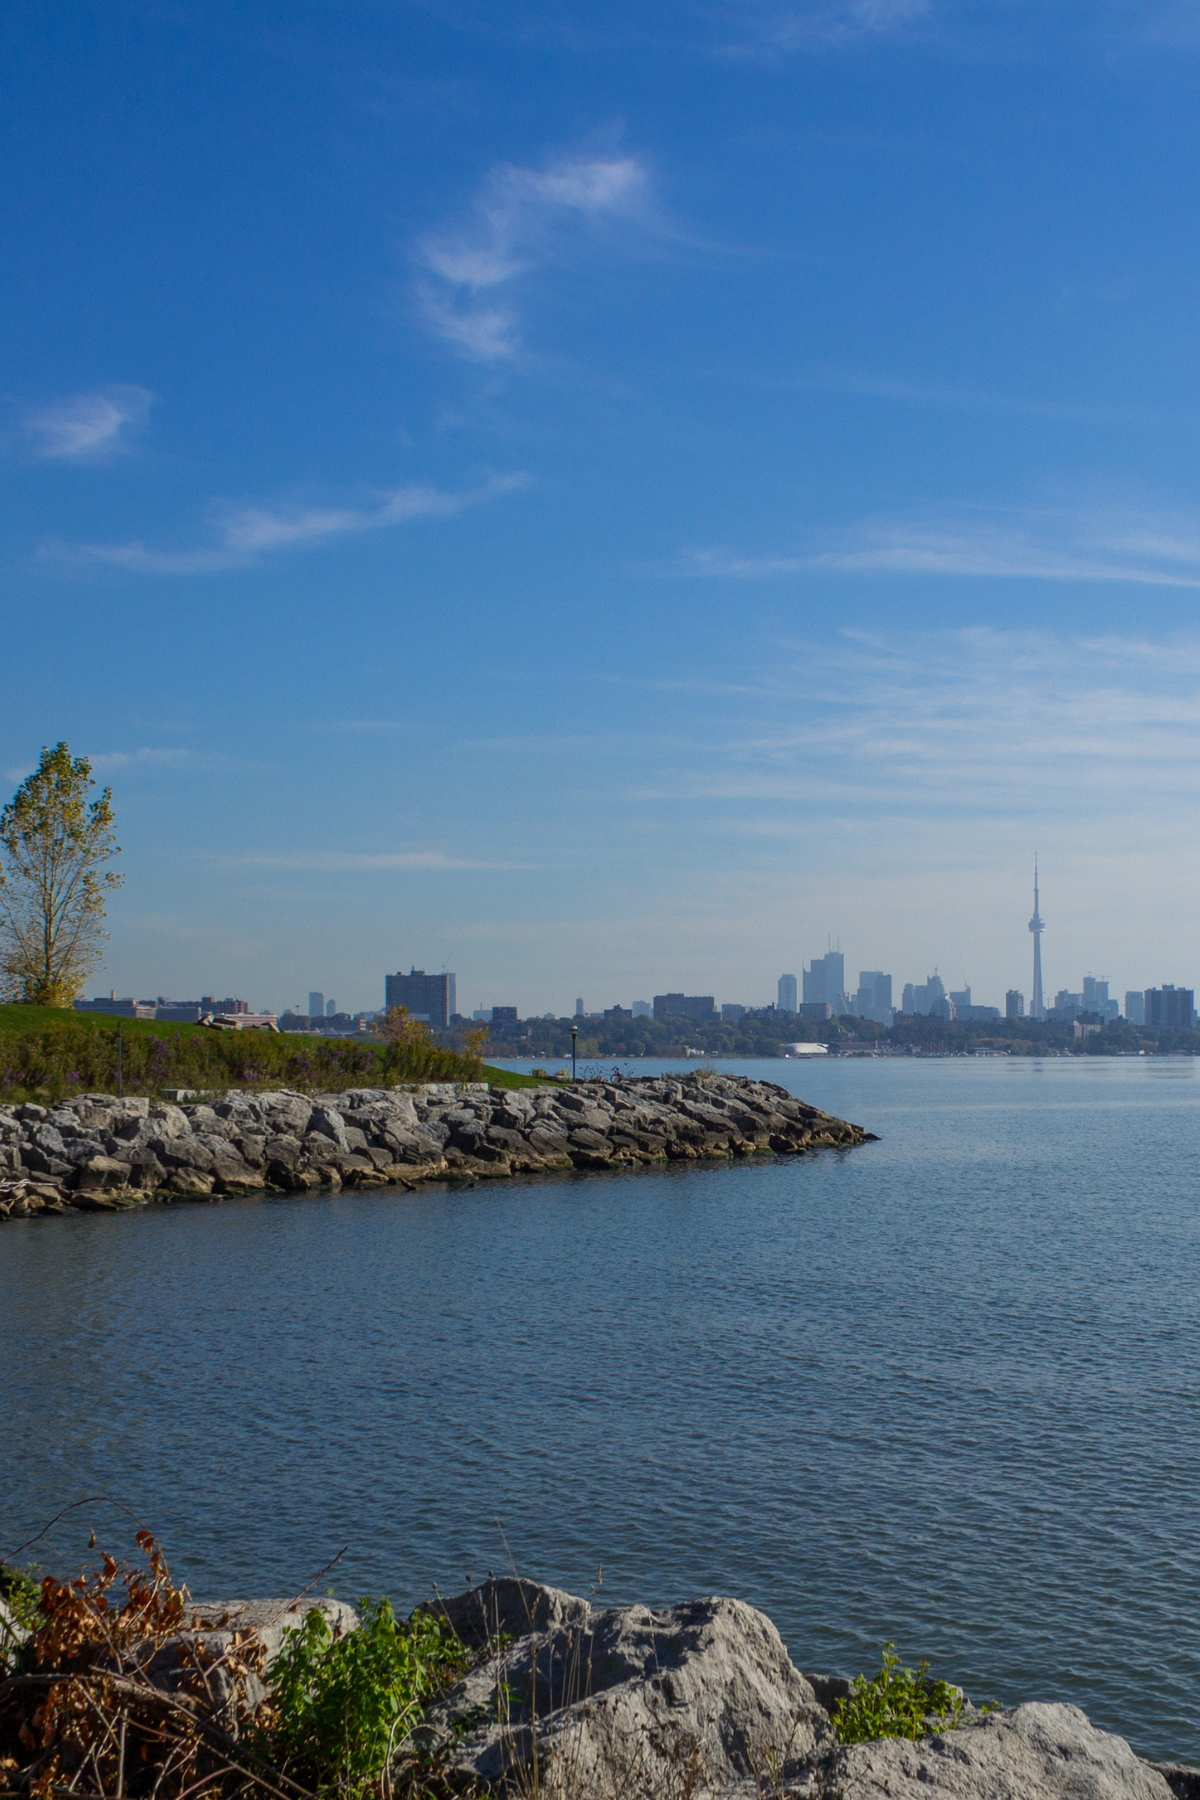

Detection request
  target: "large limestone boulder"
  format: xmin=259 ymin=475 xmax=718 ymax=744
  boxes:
xmin=419 ymin=1581 xmax=832 ymax=1797
xmin=183 ymin=1596 xmax=359 ymax=1668
xmin=418 ymin=1583 xmax=1181 ymax=1800
xmin=831 ymin=1703 xmax=1172 ymax=1800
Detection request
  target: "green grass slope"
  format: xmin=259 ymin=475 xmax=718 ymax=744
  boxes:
xmin=0 ymin=1006 xmax=543 ymax=1103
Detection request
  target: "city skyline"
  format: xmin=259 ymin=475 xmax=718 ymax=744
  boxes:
xmin=76 ymin=857 xmax=1193 ymax=1022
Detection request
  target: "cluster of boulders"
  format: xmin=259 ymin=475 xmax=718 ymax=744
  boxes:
xmin=185 ymin=1578 xmax=1191 ymax=1800
xmin=0 ymin=1072 xmax=871 ymax=1221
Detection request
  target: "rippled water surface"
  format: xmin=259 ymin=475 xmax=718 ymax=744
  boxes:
xmin=4 ymin=1056 xmax=1200 ymax=1760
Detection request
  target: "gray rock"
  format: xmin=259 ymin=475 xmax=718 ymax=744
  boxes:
xmin=308 ymin=1105 xmax=348 ymax=1144
xmin=148 ymin=1598 xmax=359 ymax=1730
xmin=422 ymin=1583 xmax=830 ymax=1797
xmin=421 ymin=1575 xmax=590 ymax=1650
xmin=154 ymin=1137 xmax=216 ymax=1173
xmin=21 ymin=1146 xmax=72 ymax=1176
xmin=800 ymin=1671 xmax=852 ymax=1715
xmin=1153 ymin=1765 xmax=1200 ymax=1800
xmin=258 ymin=1092 xmax=313 ymax=1136
xmin=834 ymin=1704 xmax=1172 ymax=1800
xmin=263 ymin=1134 xmax=302 ymax=1168
xmin=184 ymin=1596 xmax=359 ymax=1665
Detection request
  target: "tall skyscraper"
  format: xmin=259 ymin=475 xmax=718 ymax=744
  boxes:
xmin=777 ymin=973 xmax=798 ymax=1014
xmin=1028 ymin=862 xmax=1045 ymax=1021
xmin=854 ymin=971 xmax=893 ymax=1023
xmin=308 ymin=991 xmax=324 ymax=1020
xmin=803 ymin=950 xmax=849 ymax=1013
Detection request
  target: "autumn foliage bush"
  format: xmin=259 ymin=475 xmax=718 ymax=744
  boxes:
xmin=0 ymin=1533 xmax=470 ymax=1800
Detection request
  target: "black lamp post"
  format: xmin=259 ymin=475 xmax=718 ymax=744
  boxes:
xmin=571 ymin=1022 xmax=578 ymax=1081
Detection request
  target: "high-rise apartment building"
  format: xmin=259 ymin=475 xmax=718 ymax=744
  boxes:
xmin=308 ymin=991 xmax=324 ymax=1020
xmin=1144 ymin=986 xmax=1195 ymax=1029
xmin=384 ymin=968 xmax=457 ymax=1029
xmin=1006 ymin=989 xmax=1025 ymax=1019
xmin=854 ymin=971 xmax=893 ymax=1023
xmin=1125 ymin=991 xmax=1145 ymax=1025
xmin=777 ymin=973 xmax=798 ymax=1015
xmin=575 ymin=998 xmax=585 ymax=1017
xmin=653 ymin=993 xmax=716 ymax=1021
xmin=325 ymin=998 xmax=336 ymax=1017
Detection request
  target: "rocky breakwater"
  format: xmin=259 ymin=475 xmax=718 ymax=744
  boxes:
xmin=0 ymin=1071 xmax=871 ymax=1220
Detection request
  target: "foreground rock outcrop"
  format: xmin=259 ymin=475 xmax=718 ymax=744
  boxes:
xmin=413 ymin=1578 xmax=1177 ymax=1800
xmin=834 ymin=1704 xmax=1173 ymax=1800
xmin=0 ymin=1072 xmax=871 ymax=1220
xmin=420 ymin=1578 xmax=833 ymax=1795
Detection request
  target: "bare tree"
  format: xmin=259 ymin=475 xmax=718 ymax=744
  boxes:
xmin=0 ymin=742 xmax=123 ymax=1006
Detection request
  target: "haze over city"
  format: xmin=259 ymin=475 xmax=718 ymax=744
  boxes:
xmin=7 ymin=2 xmax=1200 ymax=1013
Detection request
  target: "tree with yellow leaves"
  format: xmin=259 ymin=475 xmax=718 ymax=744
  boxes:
xmin=0 ymin=742 xmax=123 ymax=1005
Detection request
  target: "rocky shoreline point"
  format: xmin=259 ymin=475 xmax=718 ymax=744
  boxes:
xmin=6 ymin=1576 xmax=1188 ymax=1800
xmin=0 ymin=1071 xmax=872 ymax=1221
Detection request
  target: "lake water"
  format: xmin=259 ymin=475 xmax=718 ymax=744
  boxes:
xmin=3 ymin=1056 xmax=1199 ymax=1762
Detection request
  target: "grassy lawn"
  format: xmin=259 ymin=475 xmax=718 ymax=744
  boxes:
xmin=0 ymin=1005 xmax=545 ymax=1101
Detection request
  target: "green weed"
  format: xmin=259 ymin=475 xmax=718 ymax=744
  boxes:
xmin=831 ymin=1644 xmax=965 ymax=1744
xmin=262 ymin=1598 xmax=467 ymax=1796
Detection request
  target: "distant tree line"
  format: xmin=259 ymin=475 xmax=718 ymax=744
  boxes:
xmin=463 ymin=1008 xmax=1200 ymax=1059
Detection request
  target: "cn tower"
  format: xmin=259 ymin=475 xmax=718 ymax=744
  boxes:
xmin=1028 ymin=859 xmax=1045 ymax=1021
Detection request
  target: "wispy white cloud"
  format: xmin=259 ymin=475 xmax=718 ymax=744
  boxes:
xmin=219 ymin=850 xmax=522 ymax=871
xmin=620 ymin=625 xmax=1200 ymax=831
xmin=45 ymin=472 xmax=527 ymax=576
xmin=780 ymin=0 xmax=930 ymax=39
xmin=661 ymin=502 xmax=1200 ymax=589
xmin=88 ymin=747 xmax=246 ymax=772
xmin=761 ymin=368 xmax=1141 ymax=423
xmin=718 ymin=0 xmax=931 ymax=54
xmin=415 ymin=151 xmax=649 ymax=361
xmin=24 ymin=385 xmax=154 ymax=461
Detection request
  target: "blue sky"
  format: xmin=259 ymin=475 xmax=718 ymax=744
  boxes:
xmin=6 ymin=0 xmax=1200 ymax=1015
